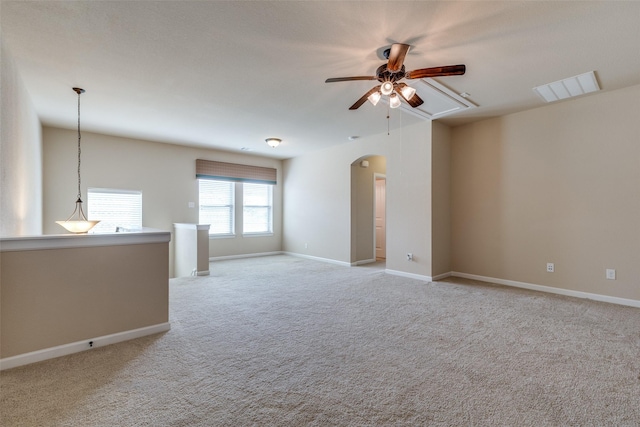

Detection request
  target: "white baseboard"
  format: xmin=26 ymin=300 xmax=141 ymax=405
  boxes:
xmin=386 ymin=269 xmax=432 ymax=282
xmin=284 ymin=252 xmax=352 ymax=267
xmin=432 ymin=271 xmax=452 ymax=281
xmin=451 ymin=272 xmax=640 ymax=308
xmin=209 ymin=251 xmax=283 ymax=262
xmin=352 ymin=258 xmax=376 ymax=266
xmin=0 ymin=322 xmax=171 ymax=371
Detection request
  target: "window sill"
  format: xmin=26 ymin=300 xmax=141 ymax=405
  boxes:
xmin=242 ymin=232 xmax=274 ymax=238
xmin=208 ymin=234 xmax=236 ymax=240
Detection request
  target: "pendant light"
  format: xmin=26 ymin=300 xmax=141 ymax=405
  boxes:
xmin=56 ymin=88 xmax=100 ymax=234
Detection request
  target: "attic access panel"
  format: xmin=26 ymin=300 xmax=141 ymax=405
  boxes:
xmin=397 ymin=78 xmax=477 ymax=120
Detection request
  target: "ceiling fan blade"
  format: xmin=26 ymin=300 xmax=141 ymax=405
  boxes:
xmin=405 ymin=64 xmax=466 ymax=79
xmin=387 ymin=43 xmax=410 ymax=72
xmin=325 ymin=76 xmax=377 ymax=83
xmin=395 ymin=83 xmax=424 ymax=108
xmin=349 ymin=85 xmax=381 ymax=110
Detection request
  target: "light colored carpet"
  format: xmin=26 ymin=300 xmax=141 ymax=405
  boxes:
xmin=2 ymin=255 xmax=640 ymax=426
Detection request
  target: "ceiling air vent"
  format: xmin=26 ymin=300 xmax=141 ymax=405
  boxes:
xmin=533 ymin=71 xmax=600 ymax=103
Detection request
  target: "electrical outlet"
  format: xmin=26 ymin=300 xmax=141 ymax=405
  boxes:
xmin=606 ymin=269 xmax=616 ymax=280
xmin=407 ymin=253 xmax=413 ymax=261
xmin=304 ymin=243 xmax=308 ymax=249
xmin=546 ymin=263 xmax=554 ymax=273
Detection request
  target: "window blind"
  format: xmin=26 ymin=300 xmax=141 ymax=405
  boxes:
xmin=199 ymin=180 xmax=235 ymax=235
xmin=243 ymin=183 xmax=272 ymax=234
xmin=87 ymin=188 xmax=142 ymax=233
xmin=196 ymin=159 xmax=277 ymax=185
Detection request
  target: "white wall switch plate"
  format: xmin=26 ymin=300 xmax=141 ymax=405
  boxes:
xmin=546 ymin=263 xmax=554 ymax=273
xmin=606 ymin=269 xmax=616 ymax=280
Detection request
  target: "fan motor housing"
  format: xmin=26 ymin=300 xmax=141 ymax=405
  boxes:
xmin=376 ymin=64 xmax=405 ymax=83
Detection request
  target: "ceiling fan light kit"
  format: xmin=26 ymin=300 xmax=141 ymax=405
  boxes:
xmin=400 ymin=85 xmax=417 ymax=101
xmin=389 ymin=93 xmax=401 ymax=109
xmin=325 ymin=43 xmax=466 ymax=112
xmin=367 ymin=91 xmax=381 ymax=106
xmin=380 ymin=81 xmax=394 ymax=96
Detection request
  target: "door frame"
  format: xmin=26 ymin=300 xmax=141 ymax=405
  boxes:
xmin=373 ymin=173 xmax=386 ymax=261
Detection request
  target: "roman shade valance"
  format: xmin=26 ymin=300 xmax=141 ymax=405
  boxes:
xmin=196 ymin=159 xmax=277 ymax=185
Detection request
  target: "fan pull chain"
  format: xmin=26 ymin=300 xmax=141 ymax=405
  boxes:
xmin=387 ymin=104 xmax=390 ymax=135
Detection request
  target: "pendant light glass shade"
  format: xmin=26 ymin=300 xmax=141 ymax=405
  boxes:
xmin=56 ymin=199 xmax=100 ymax=233
xmin=367 ymin=91 xmax=381 ymax=106
xmin=389 ymin=93 xmax=401 ymax=109
xmin=56 ymin=88 xmax=100 ymax=234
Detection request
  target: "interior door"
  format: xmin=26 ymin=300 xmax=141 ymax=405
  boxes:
xmin=375 ymin=177 xmax=386 ymax=260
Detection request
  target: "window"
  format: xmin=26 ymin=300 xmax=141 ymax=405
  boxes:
xmin=199 ymin=180 xmax=234 ymax=235
xmin=87 ymin=188 xmax=142 ymax=233
xmin=243 ymin=183 xmax=273 ymax=234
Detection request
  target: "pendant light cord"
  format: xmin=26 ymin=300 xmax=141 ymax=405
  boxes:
xmin=76 ymin=89 xmax=82 ymax=201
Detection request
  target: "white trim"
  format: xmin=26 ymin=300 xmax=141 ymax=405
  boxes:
xmin=0 ymin=322 xmax=170 ymax=371
xmin=352 ymin=258 xmax=376 ymax=266
xmin=373 ymin=173 xmax=386 ymax=263
xmin=432 ymin=271 xmax=452 ymax=281
xmin=210 ymin=251 xmax=284 ymax=261
xmin=386 ymin=269 xmax=432 ymax=282
xmin=173 ymin=223 xmax=210 ymax=231
xmin=451 ymin=272 xmax=640 ymax=308
xmin=284 ymin=252 xmax=352 ymax=267
xmin=242 ymin=232 xmax=274 ymax=238
xmin=196 ymin=270 xmax=210 ymax=276
xmin=0 ymin=229 xmax=171 ymax=252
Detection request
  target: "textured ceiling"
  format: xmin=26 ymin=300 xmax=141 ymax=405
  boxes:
xmin=2 ymin=1 xmax=639 ymax=159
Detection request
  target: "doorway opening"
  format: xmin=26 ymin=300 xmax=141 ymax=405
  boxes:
xmin=350 ymin=155 xmax=386 ymax=267
xmin=374 ymin=174 xmax=386 ymax=261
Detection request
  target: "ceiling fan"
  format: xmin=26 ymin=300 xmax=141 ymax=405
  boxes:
xmin=325 ymin=43 xmax=466 ymax=110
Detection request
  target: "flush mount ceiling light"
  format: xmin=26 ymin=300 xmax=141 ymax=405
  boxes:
xmin=533 ymin=71 xmax=600 ymax=103
xmin=265 ymin=138 xmax=281 ymax=148
xmin=56 ymin=88 xmax=100 ymax=234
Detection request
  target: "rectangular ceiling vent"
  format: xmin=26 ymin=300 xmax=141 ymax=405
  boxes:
xmin=533 ymin=71 xmax=600 ymax=103
xmin=392 ymin=78 xmax=477 ymax=121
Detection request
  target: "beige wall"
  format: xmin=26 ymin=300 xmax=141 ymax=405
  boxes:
xmin=283 ymin=115 xmax=435 ymax=277
xmin=42 ymin=127 xmax=283 ymax=276
xmin=351 ymin=155 xmax=386 ymax=263
xmin=431 ymin=121 xmax=451 ymax=277
xmin=1 ymin=241 xmax=169 ymax=358
xmin=0 ymin=39 xmax=43 ymax=236
xmin=451 ymin=84 xmax=640 ymax=300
